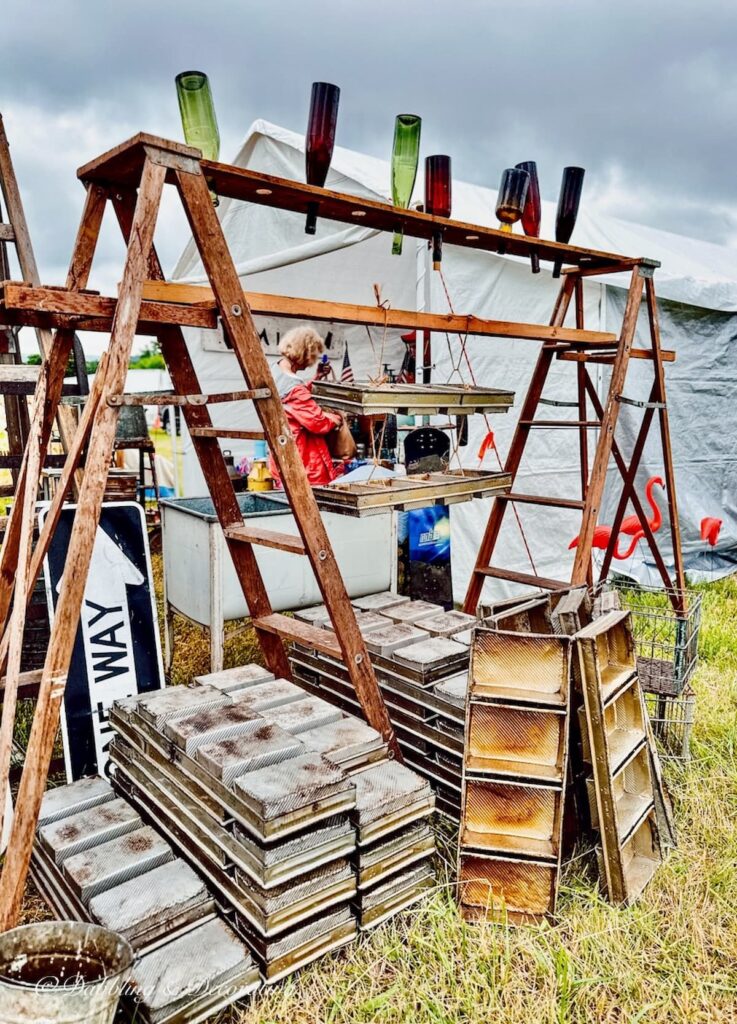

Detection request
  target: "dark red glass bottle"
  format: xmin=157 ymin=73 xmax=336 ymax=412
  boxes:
xmin=305 ymin=82 xmax=340 ymax=234
xmin=515 ymin=160 xmax=541 ymax=273
xmin=425 ymin=155 xmax=451 ymax=270
xmin=553 ymin=166 xmax=585 ymax=277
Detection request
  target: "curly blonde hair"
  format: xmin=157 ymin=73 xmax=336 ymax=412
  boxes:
xmin=278 ymin=326 xmax=325 ymax=370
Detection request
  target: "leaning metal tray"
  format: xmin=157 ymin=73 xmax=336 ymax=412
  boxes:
xmin=312 ymin=381 xmax=514 ymax=416
xmin=314 ymin=469 xmax=511 ymax=517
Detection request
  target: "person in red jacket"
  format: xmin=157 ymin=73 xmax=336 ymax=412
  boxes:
xmin=268 ymin=326 xmax=343 ymax=486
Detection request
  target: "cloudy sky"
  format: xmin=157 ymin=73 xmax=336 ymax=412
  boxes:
xmin=3 ymin=0 xmax=736 ymax=355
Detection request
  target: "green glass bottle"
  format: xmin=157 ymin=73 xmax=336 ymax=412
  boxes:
xmin=390 ymin=115 xmax=421 ymax=255
xmin=176 ymin=71 xmax=220 ymax=202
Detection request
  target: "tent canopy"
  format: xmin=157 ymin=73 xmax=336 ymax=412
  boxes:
xmin=174 ymin=120 xmax=737 ymax=598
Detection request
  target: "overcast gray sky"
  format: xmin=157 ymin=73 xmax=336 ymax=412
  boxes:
xmin=3 ymin=0 xmax=736 ymax=355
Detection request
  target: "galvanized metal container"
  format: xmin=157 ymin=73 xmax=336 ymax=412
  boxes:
xmin=0 ymin=921 xmax=133 ymax=1024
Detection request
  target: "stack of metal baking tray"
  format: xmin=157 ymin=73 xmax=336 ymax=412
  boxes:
xmin=312 ymin=380 xmax=515 ymax=417
xmin=349 ymin=760 xmax=436 ymax=929
xmin=107 ymin=677 xmax=361 ymax=980
xmin=289 ymin=595 xmax=472 ymax=819
xmin=30 ymin=778 xmax=261 ymax=1023
xmin=457 ymin=627 xmax=572 ymax=925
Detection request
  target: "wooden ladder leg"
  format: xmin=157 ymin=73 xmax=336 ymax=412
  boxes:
xmin=0 ymin=380 xmax=46 ymax=836
xmin=645 ymin=277 xmax=687 ymax=610
xmin=108 ymin=187 xmax=292 ymax=681
xmin=598 ymin=381 xmax=659 ymax=583
xmin=173 ymin=164 xmax=398 ymax=753
xmin=0 ymin=353 xmax=109 ymax=674
xmin=463 ymin=275 xmax=576 ymax=613
xmin=0 ymin=183 xmax=107 ymax=634
xmin=583 ymin=372 xmax=674 ymax=591
xmin=0 ymin=114 xmax=82 ymax=454
xmin=0 ymin=159 xmax=166 ymax=930
xmin=572 ymin=267 xmax=644 ymax=584
xmin=574 ymin=278 xmax=593 ymax=589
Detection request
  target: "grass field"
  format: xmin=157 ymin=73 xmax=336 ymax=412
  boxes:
xmin=21 ymin=575 xmax=737 ymax=1023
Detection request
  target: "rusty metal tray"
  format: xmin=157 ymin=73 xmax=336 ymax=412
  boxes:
xmin=352 ymin=862 xmax=435 ymax=930
xmin=350 ymin=760 xmax=435 ymax=845
xmin=314 ymin=469 xmax=512 ymax=517
xmin=471 ymin=628 xmax=570 ymax=707
xmin=126 ymin=917 xmax=261 ymax=1023
xmin=354 ymin=821 xmax=435 ymax=888
xmin=236 ymin=905 xmax=356 ymax=984
xmin=39 ymin=797 xmax=142 ymax=865
xmin=312 ymin=380 xmax=514 ymax=416
xmin=458 ymin=851 xmax=557 ymax=925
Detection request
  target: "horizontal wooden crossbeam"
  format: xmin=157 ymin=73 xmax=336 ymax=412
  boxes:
xmin=76 ymin=133 xmax=659 ymax=272
xmin=1 ymin=280 xmax=621 ymax=347
xmin=140 ymin=281 xmax=620 ymax=346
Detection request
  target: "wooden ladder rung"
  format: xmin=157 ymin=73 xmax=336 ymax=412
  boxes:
xmin=499 ymin=493 xmax=586 ymax=510
xmin=476 ymin=566 xmax=570 ymax=590
xmin=108 ymin=388 xmax=271 ymax=407
xmin=189 ymin=427 xmax=266 ymax=440
xmin=557 ymin=348 xmax=676 ymax=364
xmin=224 ymin=524 xmax=306 ymax=555
xmin=0 ymin=224 xmax=15 ymax=242
xmin=252 ymin=612 xmax=341 ymax=657
xmin=520 ymin=419 xmax=601 ymax=428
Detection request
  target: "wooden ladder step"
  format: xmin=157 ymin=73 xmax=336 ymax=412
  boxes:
xmin=108 ymin=388 xmax=271 ymax=407
xmin=520 ymin=419 xmax=601 ymax=429
xmin=499 ymin=493 xmax=586 ymax=510
xmin=476 ymin=566 xmax=570 ymax=590
xmin=252 ymin=613 xmax=341 ymax=657
xmin=189 ymin=427 xmax=266 ymax=440
xmin=224 ymin=524 xmax=306 ymax=555
xmin=558 ymin=348 xmax=676 ymax=364
xmin=0 ymin=224 xmax=15 ymax=242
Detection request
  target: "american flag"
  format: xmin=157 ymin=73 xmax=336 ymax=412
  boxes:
xmin=340 ymin=345 xmax=355 ymax=383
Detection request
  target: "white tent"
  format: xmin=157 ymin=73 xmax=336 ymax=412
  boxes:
xmin=174 ymin=120 xmax=737 ymax=602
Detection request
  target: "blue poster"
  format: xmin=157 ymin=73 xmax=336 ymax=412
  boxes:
xmin=409 ymin=506 xmax=451 ymax=564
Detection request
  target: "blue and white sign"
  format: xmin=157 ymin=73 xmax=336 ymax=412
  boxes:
xmin=42 ymin=502 xmax=165 ymax=780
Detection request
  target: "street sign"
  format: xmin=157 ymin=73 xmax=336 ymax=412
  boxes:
xmin=41 ymin=502 xmax=164 ymax=780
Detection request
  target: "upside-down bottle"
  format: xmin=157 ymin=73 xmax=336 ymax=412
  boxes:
xmin=425 ymin=155 xmax=451 ymax=270
xmin=515 ymin=160 xmax=541 ymax=273
xmin=305 ymin=82 xmax=340 ymax=234
xmin=390 ymin=114 xmax=422 ymax=255
xmin=495 ymin=167 xmax=529 ymax=254
xmin=175 ymin=71 xmax=220 ymax=204
xmin=553 ymin=166 xmax=585 ymax=277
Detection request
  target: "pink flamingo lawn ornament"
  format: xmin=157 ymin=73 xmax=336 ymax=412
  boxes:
xmin=569 ymin=474 xmax=664 ymax=559
xmin=700 ymin=517 xmax=722 ymax=547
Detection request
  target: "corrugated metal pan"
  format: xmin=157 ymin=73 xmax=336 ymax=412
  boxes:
xmin=471 ymin=629 xmax=569 ymax=707
xmin=352 ymin=862 xmax=435 ymax=930
xmin=458 ymin=852 xmax=557 ymax=924
xmin=236 ymin=905 xmax=356 ymax=984
xmin=354 ymin=821 xmax=435 ymax=888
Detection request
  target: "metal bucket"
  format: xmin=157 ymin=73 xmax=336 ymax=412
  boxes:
xmin=0 ymin=921 xmax=133 ymax=1024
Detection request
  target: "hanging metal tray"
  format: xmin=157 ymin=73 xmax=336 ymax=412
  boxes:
xmin=312 ymin=380 xmax=514 ymax=416
xmin=314 ymin=469 xmax=512 ymax=517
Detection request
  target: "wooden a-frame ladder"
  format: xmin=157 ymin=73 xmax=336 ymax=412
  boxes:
xmin=463 ymin=264 xmax=687 ymax=617
xmin=0 ymin=137 xmax=399 ymax=929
